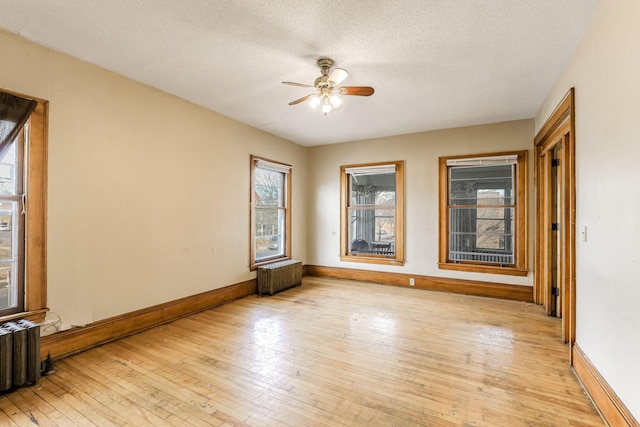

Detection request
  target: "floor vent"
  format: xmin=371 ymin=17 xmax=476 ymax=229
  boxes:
xmin=0 ymin=319 xmax=41 ymax=392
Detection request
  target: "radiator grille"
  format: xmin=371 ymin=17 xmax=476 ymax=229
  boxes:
xmin=0 ymin=319 xmax=41 ymax=392
xmin=257 ymin=260 xmax=302 ymax=296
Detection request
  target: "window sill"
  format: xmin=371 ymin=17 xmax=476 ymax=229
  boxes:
xmin=250 ymin=256 xmax=291 ymax=271
xmin=438 ymin=262 xmax=528 ymax=277
xmin=0 ymin=308 xmax=49 ymax=324
xmin=341 ymin=255 xmax=405 ymax=266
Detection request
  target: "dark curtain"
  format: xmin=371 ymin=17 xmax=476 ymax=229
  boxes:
xmin=0 ymin=92 xmax=37 ymax=159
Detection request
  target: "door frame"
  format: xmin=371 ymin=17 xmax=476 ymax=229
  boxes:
xmin=534 ymin=88 xmax=576 ymax=350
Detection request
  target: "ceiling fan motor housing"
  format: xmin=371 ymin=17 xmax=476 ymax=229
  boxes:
xmin=315 ymin=58 xmax=334 ymax=88
xmin=317 ymin=58 xmax=334 ymax=75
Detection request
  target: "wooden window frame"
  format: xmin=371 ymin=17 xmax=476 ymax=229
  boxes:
xmin=0 ymin=89 xmax=48 ymax=323
xmin=340 ymin=160 xmax=405 ymax=266
xmin=249 ymin=155 xmax=292 ymax=270
xmin=439 ymin=151 xmax=528 ymax=276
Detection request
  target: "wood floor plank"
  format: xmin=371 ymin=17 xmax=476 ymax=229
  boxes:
xmin=60 ymin=354 xmax=175 ymax=425
xmin=89 ymin=343 xmax=258 ymax=426
xmin=0 ymin=395 xmax=46 ymax=426
xmin=20 ymin=377 xmax=98 ymax=426
xmin=51 ymin=359 xmax=170 ymax=426
xmin=0 ymin=277 xmax=604 ymax=426
xmin=4 ymin=387 xmax=58 ymax=427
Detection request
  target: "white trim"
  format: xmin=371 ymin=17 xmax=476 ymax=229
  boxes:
xmin=344 ymin=164 xmax=396 ymax=176
xmin=446 ymin=154 xmax=517 ymax=167
xmin=255 ymin=159 xmax=291 ymax=174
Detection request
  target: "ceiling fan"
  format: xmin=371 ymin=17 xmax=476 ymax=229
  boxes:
xmin=282 ymin=58 xmax=374 ymax=115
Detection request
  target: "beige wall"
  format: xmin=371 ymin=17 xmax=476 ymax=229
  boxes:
xmin=0 ymin=29 xmax=307 ymax=329
xmin=307 ymin=119 xmax=534 ymax=286
xmin=536 ymin=0 xmax=640 ymax=418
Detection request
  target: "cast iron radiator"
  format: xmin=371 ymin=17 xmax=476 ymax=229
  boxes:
xmin=0 ymin=319 xmax=41 ymax=392
xmin=257 ymin=259 xmax=302 ymax=296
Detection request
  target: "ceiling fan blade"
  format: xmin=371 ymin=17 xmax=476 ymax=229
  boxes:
xmin=338 ymin=86 xmax=375 ymax=96
xmin=328 ymin=68 xmax=349 ymax=85
xmin=288 ymin=93 xmax=317 ymax=105
xmin=282 ymin=81 xmax=315 ymax=88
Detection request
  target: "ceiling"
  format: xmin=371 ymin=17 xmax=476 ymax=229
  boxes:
xmin=0 ymin=1 xmax=600 ymax=147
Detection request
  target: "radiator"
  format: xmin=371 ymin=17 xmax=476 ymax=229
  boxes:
xmin=257 ymin=259 xmax=302 ymax=296
xmin=0 ymin=319 xmax=41 ymax=392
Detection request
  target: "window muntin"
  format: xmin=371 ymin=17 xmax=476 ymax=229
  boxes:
xmin=439 ymin=152 xmax=527 ymax=276
xmin=250 ymin=156 xmax=291 ymax=269
xmin=341 ymin=161 xmax=404 ymax=265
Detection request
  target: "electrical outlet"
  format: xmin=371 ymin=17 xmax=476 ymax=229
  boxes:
xmin=409 ymin=278 xmax=415 ymax=286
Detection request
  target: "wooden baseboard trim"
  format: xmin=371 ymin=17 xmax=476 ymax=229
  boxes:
xmin=573 ymin=343 xmax=638 ymax=427
xmin=304 ymin=265 xmax=533 ymax=302
xmin=40 ymin=279 xmax=256 ymax=361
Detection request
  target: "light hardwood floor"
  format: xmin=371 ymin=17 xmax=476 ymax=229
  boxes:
xmin=0 ymin=277 xmax=603 ymax=426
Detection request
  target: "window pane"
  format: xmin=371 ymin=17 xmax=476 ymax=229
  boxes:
xmin=0 ymin=143 xmax=16 ymax=196
xmin=350 ymin=173 xmax=396 ymax=207
xmin=0 ymin=266 xmax=10 ymax=310
xmin=0 ymin=200 xmax=16 ymax=310
xmin=375 ymin=189 xmax=396 ymax=206
xmin=449 ymin=207 xmax=514 ymax=264
xmin=0 ymin=200 xmax=16 ymax=262
xmin=477 ymin=189 xmax=506 ymax=206
xmin=449 ymin=165 xmax=513 ymax=206
xmin=255 ymin=208 xmax=284 ymax=260
xmin=349 ymin=208 xmax=395 ymax=256
xmin=255 ymin=168 xmax=284 ymax=207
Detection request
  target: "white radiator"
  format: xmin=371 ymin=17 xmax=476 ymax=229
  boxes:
xmin=257 ymin=260 xmax=302 ymax=296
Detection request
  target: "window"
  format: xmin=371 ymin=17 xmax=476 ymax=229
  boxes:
xmin=0 ymin=126 xmax=26 ymax=316
xmin=0 ymin=89 xmax=47 ymax=321
xmin=439 ymin=151 xmax=527 ymax=276
xmin=250 ymin=156 xmax=291 ymax=269
xmin=341 ymin=161 xmax=404 ymax=265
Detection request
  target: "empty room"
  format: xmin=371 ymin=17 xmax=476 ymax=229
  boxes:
xmin=0 ymin=0 xmax=638 ymax=426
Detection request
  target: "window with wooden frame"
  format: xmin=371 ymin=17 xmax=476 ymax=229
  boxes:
xmin=0 ymin=89 xmax=48 ymax=322
xmin=341 ymin=161 xmax=404 ymax=265
xmin=439 ymin=151 xmax=527 ymax=276
xmin=250 ymin=156 xmax=292 ymax=269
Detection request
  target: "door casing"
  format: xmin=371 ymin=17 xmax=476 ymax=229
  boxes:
xmin=534 ymin=88 xmax=576 ymax=351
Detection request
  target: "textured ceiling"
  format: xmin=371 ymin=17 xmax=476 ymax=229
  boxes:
xmin=0 ymin=1 xmax=600 ymax=146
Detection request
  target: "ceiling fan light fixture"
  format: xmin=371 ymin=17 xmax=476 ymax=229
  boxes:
xmin=283 ymin=57 xmax=374 ymax=116
xmin=309 ymin=95 xmax=321 ymax=109
xmin=321 ymin=95 xmax=332 ymax=114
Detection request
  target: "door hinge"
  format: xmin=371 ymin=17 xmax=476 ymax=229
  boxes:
xmin=552 ymin=287 xmax=560 ymax=296
xmin=552 ymin=158 xmax=560 ymax=167
xmin=551 ymin=223 xmax=560 ymax=231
